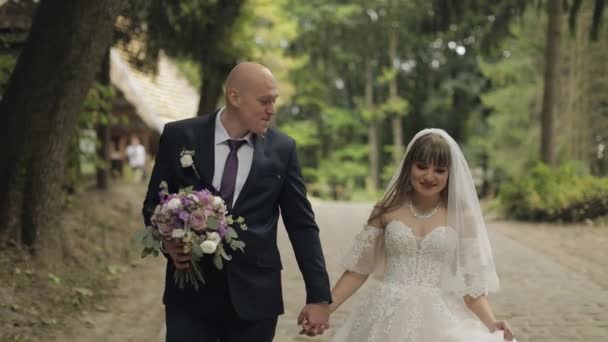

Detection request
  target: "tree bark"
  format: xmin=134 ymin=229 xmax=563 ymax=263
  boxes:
xmin=195 ymin=0 xmax=245 ymax=117
xmin=196 ymin=57 xmax=234 ymax=116
xmin=96 ymin=49 xmax=112 ymax=189
xmin=540 ymin=0 xmax=562 ymax=166
xmin=0 ymin=0 xmax=125 ymax=249
xmin=366 ymin=59 xmax=380 ymax=193
xmin=389 ymin=28 xmax=404 ymax=165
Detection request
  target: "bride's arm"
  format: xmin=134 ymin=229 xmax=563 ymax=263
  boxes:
xmin=464 ymin=295 xmax=496 ymax=328
xmin=329 ymin=271 xmax=369 ymax=313
xmin=464 ymin=295 xmax=514 ymax=340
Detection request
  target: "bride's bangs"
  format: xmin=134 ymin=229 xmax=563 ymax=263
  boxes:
xmin=410 ymin=134 xmax=451 ymax=169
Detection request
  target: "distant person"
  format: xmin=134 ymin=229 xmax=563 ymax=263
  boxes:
xmin=126 ymin=136 xmax=146 ymax=182
xmin=109 ymin=141 xmax=124 ymax=178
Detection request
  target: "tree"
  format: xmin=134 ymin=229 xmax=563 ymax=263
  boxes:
xmin=130 ymin=0 xmax=250 ymax=116
xmin=540 ymin=0 xmax=561 ymax=165
xmin=96 ymin=50 xmax=112 ymax=189
xmin=0 ymin=0 xmax=125 ymax=249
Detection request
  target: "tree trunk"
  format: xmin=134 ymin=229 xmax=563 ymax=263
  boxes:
xmin=389 ymin=28 xmax=404 ymax=165
xmin=366 ymin=59 xmax=380 ymax=193
xmin=195 ymin=0 xmax=245 ymax=117
xmin=96 ymin=49 xmax=111 ymax=189
xmin=540 ymin=0 xmax=562 ymax=166
xmin=0 ymin=0 xmax=125 ymax=249
xmin=196 ymin=58 xmax=234 ymax=116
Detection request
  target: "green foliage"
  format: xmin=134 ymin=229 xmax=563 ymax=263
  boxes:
xmin=281 ymin=0 xmax=504 ymax=199
xmin=65 ymin=83 xmax=118 ymax=190
xmin=499 ymin=162 xmax=608 ymax=222
xmin=174 ymin=58 xmax=202 ymax=89
xmin=0 ymin=54 xmax=17 ymax=96
xmin=467 ymin=10 xmax=545 ymax=190
xmin=279 ymin=120 xmax=319 ymax=148
xmin=305 ymin=144 xmax=369 ymax=200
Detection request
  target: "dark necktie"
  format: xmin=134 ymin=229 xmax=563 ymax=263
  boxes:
xmin=220 ymin=139 xmax=246 ymax=210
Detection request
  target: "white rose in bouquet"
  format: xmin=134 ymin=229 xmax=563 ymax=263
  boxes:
xmin=212 ymin=196 xmax=225 ymax=209
xmin=200 ymin=240 xmax=218 ymax=254
xmin=206 ymin=232 xmax=221 ymax=243
xmin=167 ymin=198 xmax=182 ymax=210
xmin=171 ymin=229 xmax=186 ymax=239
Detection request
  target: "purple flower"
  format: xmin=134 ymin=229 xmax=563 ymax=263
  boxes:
xmin=179 ymin=210 xmax=190 ymax=223
xmin=218 ymin=226 xmax=227 ymax=238
xmin=170 ymin=216 xmax=183 ymax=230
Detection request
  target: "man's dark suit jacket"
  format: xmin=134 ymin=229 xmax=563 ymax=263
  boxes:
xmin=143 ymin=111 xmax=332 ymax=320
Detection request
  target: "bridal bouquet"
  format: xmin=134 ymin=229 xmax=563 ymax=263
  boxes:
xmin=136 ymin=181 xmax=247 ymax=290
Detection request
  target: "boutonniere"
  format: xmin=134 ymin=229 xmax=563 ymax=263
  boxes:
xmin=180 ymin=149 xmax=200 ymax=179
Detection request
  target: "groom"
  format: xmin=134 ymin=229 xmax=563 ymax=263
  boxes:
xmin=142 ymin=62 xmax=332 ymax=341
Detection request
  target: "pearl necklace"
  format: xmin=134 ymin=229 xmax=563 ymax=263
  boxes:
xmin=408 ymin=200 xmax=439 ymax=220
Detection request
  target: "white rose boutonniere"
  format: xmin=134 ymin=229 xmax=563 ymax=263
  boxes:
xmin=180 ymin=149 xmax=200 ymax=179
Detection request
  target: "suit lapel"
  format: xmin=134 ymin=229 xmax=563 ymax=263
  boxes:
xmin=232 ymin=134 xmax=265 ymax=211
xmin=196 ymin=111 xmax=218 ymax=191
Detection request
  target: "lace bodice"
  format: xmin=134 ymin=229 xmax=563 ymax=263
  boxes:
xmin=341 ymin=220 xmax=492 ymax=297
xmin=383 ymin=221 xmax=456 ymax=287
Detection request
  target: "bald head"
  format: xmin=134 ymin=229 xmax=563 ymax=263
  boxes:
xmin=225 ymin=62 xmax=276 ymax=96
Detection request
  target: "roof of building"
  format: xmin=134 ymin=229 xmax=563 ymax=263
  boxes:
xmin=110 ymin=48 xmax=199 ymax=133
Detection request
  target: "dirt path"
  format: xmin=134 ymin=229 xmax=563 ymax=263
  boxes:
xmin=51 ymin=257 xmax=166 ymax=342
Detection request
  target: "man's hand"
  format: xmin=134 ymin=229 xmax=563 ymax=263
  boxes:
xmin=297 ymin=303 xmax=330 ymax=337
xmin=162 ymin=239 xmax=191 ymax=270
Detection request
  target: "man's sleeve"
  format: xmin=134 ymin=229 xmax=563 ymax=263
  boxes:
xmin=278 ymin=140 xmax=332 ymax=304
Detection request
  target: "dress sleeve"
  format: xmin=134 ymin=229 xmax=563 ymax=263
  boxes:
xmin=340 ymin=225 xmax=386 ymax=279
xmin=457 ymin=237 xmax=498 ymax=298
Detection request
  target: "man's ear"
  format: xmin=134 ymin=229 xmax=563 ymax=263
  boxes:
xmin=227 ymin=88 xmax=240 ymax=107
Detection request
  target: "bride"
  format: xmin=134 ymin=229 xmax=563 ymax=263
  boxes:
xmin=328 ymin=129 xmax=516 ymax=342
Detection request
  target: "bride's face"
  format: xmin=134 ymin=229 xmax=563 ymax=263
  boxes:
xmin=409 ymin=161 xmax=449 ymax=198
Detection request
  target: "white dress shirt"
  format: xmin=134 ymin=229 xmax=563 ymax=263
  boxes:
xmin=212 ymin=108 xmax=254 ymax=206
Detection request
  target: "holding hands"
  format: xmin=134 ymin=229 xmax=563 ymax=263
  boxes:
xmin=298 ymin=303 xmax=330 ymax=337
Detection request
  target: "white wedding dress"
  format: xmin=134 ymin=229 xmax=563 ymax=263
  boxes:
xmin=331 ymin=220 xmax=516 ymax=342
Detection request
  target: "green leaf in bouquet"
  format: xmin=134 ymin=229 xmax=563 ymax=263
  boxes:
xmin=229 ymin=240 xmax=246 ymax=253
xmin=219 ymin=244 xmax=232 ymax=261
xmin=236 ymin=216 xmax=245 ymax=224
xmin=134 ymin=226 xmax=150 ymax=243
xmin=159 ymin=181 xmax=169 ymax=196
xmin=191 ymin=241 xmax=203 ymax=259
xmin=144 ymin=234 xmax=160 ymax=250
xmin=213 ymin=251 xmax=224 ymax=270
xmin=206 ymin=216 xmax=220 ymax=230
xmin=181 ymin=185 xmax=194 ymax=193
xmin=141 ymin=248 xmax=154 ymax=258
xmin=227 ymin=227 xmax=239 ymax=239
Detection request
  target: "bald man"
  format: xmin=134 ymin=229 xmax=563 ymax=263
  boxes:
xmin=143 ymin=62 xmax=332 ymax=341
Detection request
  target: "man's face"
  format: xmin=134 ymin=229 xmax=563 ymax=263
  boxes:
xmin=235 ymin=73 xmax=279 ymax=135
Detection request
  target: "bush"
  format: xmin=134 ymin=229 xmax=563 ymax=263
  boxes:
xmin=499 ymin=162 xmax=608 ymax=222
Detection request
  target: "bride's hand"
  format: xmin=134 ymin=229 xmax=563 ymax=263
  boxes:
xmin=490 ymin=320 xmax=514 ymax=341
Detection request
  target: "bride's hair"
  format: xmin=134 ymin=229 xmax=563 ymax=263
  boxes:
xmin=368 ymin=132 xmax=451 ymax=227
